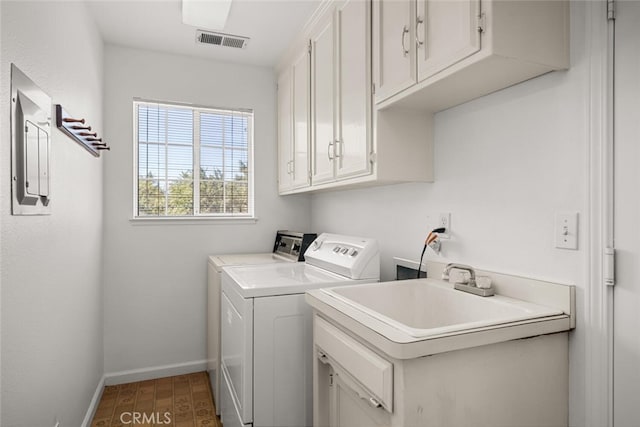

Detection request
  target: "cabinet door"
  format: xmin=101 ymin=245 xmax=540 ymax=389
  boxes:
xmin=329 ymin=371 xmax=391 ymax=427
xmin=336 ymin=0 xmax=371 ymax=179
xmin=277 ymin=68 xmax=293 ymax=193
xmin=416 ymin=0 xmax=481 ymax=82
xmin=311 ymin=14 xmax=337 ymax=185
xmin=292 ymin=48 xmax=311 ymax=188
xmin=373 ymin=0 xmax=416 ymax=103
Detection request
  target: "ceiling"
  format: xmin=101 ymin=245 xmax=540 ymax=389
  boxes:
xmin=86 ymin=0 xmax=321 ymax=68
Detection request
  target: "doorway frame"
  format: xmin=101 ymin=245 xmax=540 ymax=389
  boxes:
xmin=586 ymin=1 xmax=614 ymax=426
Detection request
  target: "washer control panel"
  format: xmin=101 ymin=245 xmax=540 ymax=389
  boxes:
xmin=332 ymin=246 xmax=359 ymax=257
xmin=304 ymin=233 xmax=379 ymax=280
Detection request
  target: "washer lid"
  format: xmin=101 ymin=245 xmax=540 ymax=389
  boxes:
xmin=222 ymin=263 xmax=363 ymax=298
xmin=209 ymin=253 xmax=289 ymax=271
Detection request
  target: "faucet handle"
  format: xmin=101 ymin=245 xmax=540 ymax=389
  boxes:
xmin=441 ymin=262 xmax=453 ymax=280
xmin=442 ymin=263 xmax=476 ymax=283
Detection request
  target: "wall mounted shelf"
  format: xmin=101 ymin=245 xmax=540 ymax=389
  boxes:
xmin=55 ymin=104 xmax=109 ymax=157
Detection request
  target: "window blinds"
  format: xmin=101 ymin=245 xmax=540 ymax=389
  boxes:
xmin=135 ymin=100 xmax=253 ymax=217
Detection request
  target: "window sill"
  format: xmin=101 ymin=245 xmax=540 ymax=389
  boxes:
xmin=130 ymin=216 xmax=258 ymax=225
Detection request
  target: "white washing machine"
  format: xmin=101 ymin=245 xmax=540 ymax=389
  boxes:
xmin=220 ymin=233 xmax=380 ymax=427
xmin=207 ymin=231 xmax=316 ymax=415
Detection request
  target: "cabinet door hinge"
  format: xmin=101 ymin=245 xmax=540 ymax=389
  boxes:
xmin=604 ymin=247 xmax=615 ymax=286
xmin=607 ymin=0 xmax=616 ymax=20
xmin=372 ymin=83 xmax=376 ymax=95
xmin=477 ymin=13 xmax=486 ymax=33
xmin=329 ymin=373 xmax=334 ymax=386
xmin=369 ymin=152 xmax=377 ymax=164
xmin=308 ymin=39 xmax=312 ymax=54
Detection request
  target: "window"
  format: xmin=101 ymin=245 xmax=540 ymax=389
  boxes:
xmin=134 ymin=100 xmax=254 ymax=218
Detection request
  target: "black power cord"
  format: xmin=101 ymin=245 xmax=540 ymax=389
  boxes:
xmin=417 ymin=227 xmax=446 ymax=279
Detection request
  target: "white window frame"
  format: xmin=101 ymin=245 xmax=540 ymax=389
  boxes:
xmin=132 ymin=98 xmax=255 ymax=221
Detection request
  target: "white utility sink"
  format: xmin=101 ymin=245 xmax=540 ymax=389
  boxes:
xmin=321 ymin=278 xmax=564 ymax=339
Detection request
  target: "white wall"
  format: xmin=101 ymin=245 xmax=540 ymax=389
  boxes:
xmin=0 ymin=2 xmax=104 ymax=426
xmin=310 ymin=2 xmax=588 ymax=425
xmin=102 ymin=45 xmax=311 ymax=375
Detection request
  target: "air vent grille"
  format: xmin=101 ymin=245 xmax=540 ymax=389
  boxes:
xmin=222 ymin=37 xmax=246 ymax=49
xmin=199 ymin=33 xmax=223 ymax=46
xmin=196 ymin=30 xmax=249 ymax=49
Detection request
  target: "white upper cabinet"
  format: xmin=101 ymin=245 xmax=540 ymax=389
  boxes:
xmin=291 ymin=48 xmax=311 ymax=188
xmin=374 ymin=0 xmax=482 ymax=103
xmin=276 ymin=0 xmax=568 ymax=194
xmin=277 ymin=68 xmax=294 ymax=193
xmin=335 ymin=0 xmax=372 ymax=180
xmin=278 ymin=0 xmax=433 ymax=194
xmin=277 ymin=45 xmax=311 ymax=193
xmin=310 ymin=0 xmax=372 ymax=187
xmin=416 ymin=0 xmax=480 ymax=82
xmin=373 ymin=0 xmax=569 ymax=109
xmin=310 ymin=12 xmax=336 ymax=185
xmin=372 ymin=0 xmax=416 ymax=105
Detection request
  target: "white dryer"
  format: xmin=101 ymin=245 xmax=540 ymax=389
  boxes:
xmin=207 ymin=231 xmax=316 ymax=415
xmin=220 ymin=233 xmax=380 ymax=427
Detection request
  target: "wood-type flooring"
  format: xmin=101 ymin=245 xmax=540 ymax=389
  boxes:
xmin=90 ymin=371 xmax=220 ymax=427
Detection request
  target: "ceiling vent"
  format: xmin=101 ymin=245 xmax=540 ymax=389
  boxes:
xmin=196 ymin=30 xmax=250 ymax=49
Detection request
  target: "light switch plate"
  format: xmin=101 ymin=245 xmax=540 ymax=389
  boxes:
xmin=555 ymin=212 xmax=578 ymax=250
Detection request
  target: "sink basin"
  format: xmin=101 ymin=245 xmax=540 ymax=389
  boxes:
xmin=320 ymin=279 xmax=564 ymax=338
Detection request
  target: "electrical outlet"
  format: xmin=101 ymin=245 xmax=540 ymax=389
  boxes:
xmin=438 ymin=213 xmax=451 ymax=238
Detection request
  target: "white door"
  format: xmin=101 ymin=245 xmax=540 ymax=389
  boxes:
xmin=292 ymin=47 xmax=311 ymax=189
xmin=373 ymin=0 xmax=416 ymax=104
xmin=416 ymin=0 xmax=481 ymax=82
xmin=277 ymin=67 xmax=293 ymax=192
xmin=311 ymin=12 xmax=337 ymax=185
xmin=613 ymin=2 xmax=640 ymax=425
xmin=336 ymin=0 xmax=371 ymax=180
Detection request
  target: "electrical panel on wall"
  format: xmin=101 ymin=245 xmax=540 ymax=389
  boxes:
xmin=11 ymin=64 xmax=52 ymax=215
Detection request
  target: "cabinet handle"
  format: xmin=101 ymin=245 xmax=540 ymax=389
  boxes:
xmin=365 ymin=396 xmax=383 ymax=409
xmin=287 ymin=160 xmax=293 ymax=174
xmin=401 ymin=25 xmax=410 ymax=57
xmin=327 ymin=141 xmax=334 ymax=161
xmin=416 ymin=16 xmax=424 ymax=47
xmin=334 ymin=139 xmax=342 ymax=158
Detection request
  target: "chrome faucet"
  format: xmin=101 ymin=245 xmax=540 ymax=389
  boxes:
xmin=442 ymin=263 xmax=477 ymax=286
xmin=442 ymin=263 xmax=494 ymax=297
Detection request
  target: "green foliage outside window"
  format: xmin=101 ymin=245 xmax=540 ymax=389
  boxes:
xmin=138 ymin=161 xmax=249 ymax=216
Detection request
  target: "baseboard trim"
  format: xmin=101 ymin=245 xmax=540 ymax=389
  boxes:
xmin=104 ymin=360 xmax=207 ymax=386
xmin=81 ymin=375 xmax=106 ymax=427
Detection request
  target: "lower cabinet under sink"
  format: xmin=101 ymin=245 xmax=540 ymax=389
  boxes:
xmin=313 ymin=314 xmax=568 ymax=427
